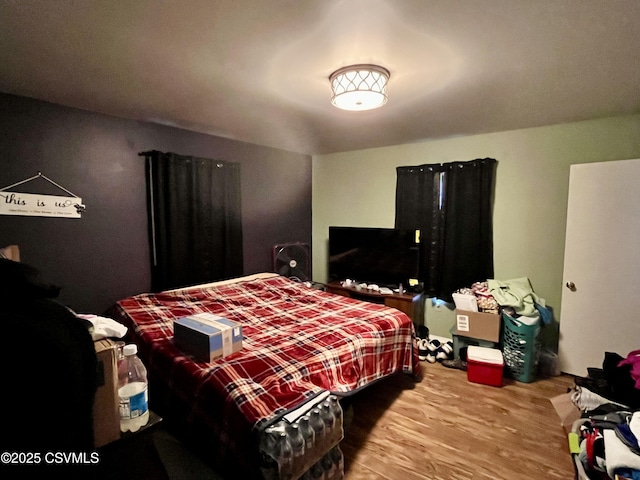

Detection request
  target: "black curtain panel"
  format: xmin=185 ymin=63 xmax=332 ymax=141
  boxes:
xmin=395 ymin=164 xmax=445 ymax=294
xmin=395 ymin=158 xmax=496 ymax=301
xmin=143 ymin=151 xmax=243 ymax=292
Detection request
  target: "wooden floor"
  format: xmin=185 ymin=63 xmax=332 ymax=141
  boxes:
xmin=340 ymin=363 xmax=576 ymax=480
xmin=94 ymin=363 xmax=577 ymax=480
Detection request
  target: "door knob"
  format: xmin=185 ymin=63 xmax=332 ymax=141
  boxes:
xmin=566 ymin=281 xmax=576 ymax=291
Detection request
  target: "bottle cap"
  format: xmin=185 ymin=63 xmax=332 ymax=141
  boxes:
xmin=123 ymin=344 xmax=138 ymax=356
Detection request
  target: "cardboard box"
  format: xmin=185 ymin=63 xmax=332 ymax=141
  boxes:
xmin=467 ymin=346 xmax=504 ymax=387
xmin=93 ymin=339 xmax=121 ymax=447
xmin=550 ymin=392 xmax=582 ymax=436
xmin=454 ymin=309 xmax=501 ymax=343
xmin=174 ymin=313 xmax=243 ymax=362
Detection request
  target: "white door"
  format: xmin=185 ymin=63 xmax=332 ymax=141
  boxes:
xmin=558 ymin=158 xmax=640 ymax=377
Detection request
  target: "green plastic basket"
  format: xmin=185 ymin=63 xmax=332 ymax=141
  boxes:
xmin=501 ymin=312 xmax=540 ymax=383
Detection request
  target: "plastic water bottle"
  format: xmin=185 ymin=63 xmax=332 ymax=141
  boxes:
xmin=330 ymin=446 xmax=344 ymax=479
xmin=309 ymin=408 xmax=326 ymax=451
xmin=298 ymin=415 xmax=316 ymax=453
xmin=319 ymin=401 xmax=336 ymax=439
xmin=321 ymin=451 xmax=337 ymax=480
xmin=328 ymin=395 xmax=343 ymax=432
xmin=276 ymin=431 xmax=293 ymax=480
xmin=300 ymin=469 xmax=315 ymax=480
xmin=259 ymin=426 xmax=279 ymax=480
xmin=287 ymin=422 xmax=305 ymax=459
xmin=310 ymin=460 xmax=325 ymax=480
xmin=118 ymin=343 xmax=149 ymax=433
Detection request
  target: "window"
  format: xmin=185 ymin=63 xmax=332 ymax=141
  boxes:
xmin=395 ymin=158 xmax=496 ymax=301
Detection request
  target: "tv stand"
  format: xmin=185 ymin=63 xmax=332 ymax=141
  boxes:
xmin=324 ymin=281 xmax=424 ymax=325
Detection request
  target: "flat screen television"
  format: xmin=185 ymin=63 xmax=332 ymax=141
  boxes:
xmin=328 ymin=226 xmax=420 ymax=287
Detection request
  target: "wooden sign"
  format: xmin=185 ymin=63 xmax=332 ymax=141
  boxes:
xmin=0 ymin=191 xmax=84 ymax=218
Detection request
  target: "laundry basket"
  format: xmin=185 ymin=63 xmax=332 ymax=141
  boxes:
xmin=501 ymin=312 xmax=540 ymax=383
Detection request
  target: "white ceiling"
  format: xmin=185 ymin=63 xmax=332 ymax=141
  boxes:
xmin=0 ymin=0 xmax=638 ymax=156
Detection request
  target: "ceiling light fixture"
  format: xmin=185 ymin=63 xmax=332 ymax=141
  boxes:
xmin=329 ymin=64 xmax=390 ymax=111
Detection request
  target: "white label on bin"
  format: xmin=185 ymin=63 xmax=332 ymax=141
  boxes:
xmin=456 ymin=314 xmax=470 ymax=332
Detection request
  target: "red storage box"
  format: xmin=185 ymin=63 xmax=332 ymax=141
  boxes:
xmin=467 ymin=346 xmax=504 ymax=387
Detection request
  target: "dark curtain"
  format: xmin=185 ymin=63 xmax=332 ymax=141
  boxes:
xmin=395 ymin=158 xmax=496 ymax=301
xmin=143 ymin=150 xmax=243 ymax=292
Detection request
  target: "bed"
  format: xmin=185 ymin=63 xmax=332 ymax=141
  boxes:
xmin=108 ymin=273 xmax=420 ymax=479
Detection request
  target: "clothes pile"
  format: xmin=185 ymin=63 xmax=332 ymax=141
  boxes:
xmin=454 ymin=277 xmax=552 ymax=323
xmin=453 ymin=277 xmax=553 ymax=381
xmin=486 ymin=277 xmax=552 ymax=326
xmin=454 ymin=281 xmax=500 ymax=313
xmin=570 ymin=351 xmax=640 ymax=479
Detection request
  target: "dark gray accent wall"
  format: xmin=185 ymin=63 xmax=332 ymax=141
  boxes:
xmin=0 ymin=93 xmax=312 ymax=314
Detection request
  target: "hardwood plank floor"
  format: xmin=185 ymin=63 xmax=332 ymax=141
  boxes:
xmin=340 ymin=363 xmax=576 ymax=480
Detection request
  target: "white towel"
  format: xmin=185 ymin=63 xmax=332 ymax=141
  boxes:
xmin=77 ymin=314 xmax=128 ymax=341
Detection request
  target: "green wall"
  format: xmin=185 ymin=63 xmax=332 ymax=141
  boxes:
xmin=312 ymin=114 xmax=640 ymax=349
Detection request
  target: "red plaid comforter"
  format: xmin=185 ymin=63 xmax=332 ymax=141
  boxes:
xmin=109 ymin=275 xmax=419 ymax=476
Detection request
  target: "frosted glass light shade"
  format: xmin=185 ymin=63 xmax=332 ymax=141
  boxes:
xmin=329 ymin=65 xmax=390 ymax=111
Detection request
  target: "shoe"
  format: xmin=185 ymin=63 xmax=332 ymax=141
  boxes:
xmin=426 ymin=351 xmax=438 ymax=363
xmin=441 ymin=357 xmax=468 ymax=371
xmin=427 ymin=339 xmax=441 ymax=352
xmin=426 ymin=339 xmax=441 ymax=364
xmin=436 ymin=341 xmax=454 ymax=362
xmin=418 ymin=338 xmax=430 ymax=361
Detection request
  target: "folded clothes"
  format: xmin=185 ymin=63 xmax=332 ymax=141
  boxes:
xmin=605 ymin=428 xmax=640 ymax=478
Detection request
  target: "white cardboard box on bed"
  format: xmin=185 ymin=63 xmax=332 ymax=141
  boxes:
xmin=174 ymin=313 xmax=243 ymax=362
